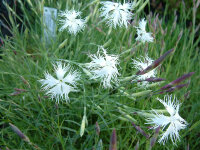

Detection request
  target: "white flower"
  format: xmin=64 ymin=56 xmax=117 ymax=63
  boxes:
xmin=132 ymin=55 xmax=156 ymax=86
xmin=136 ymin=18 xmax=154 ymax=43
xmin=146 ymin=95 xmax=187 ymax=145
xmin=59 ymin=9 xmax=86 ymax=34
xmin=87 ymin=46 xmax=119 ymax=88
xmin=100 ymin=1 xmax=134 ymax=28
xmin=39 ymin=62 xmax=80 ymax=103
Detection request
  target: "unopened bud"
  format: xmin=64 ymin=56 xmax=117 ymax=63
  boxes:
xmin=9 ymin=123 xmax=30 ymax=143
xmin=164 ymin=83 xmax=189 ymax=93
xmin=134 ymin=141 xmax=139 ymax=150
xmin=160 ymin=72 xmax=194 ymax=90
xmin=10 ymin=91 xmax=22 ymax=96
xmin=136 ymin=48 xmax=174 ymax=75
xmin=141 ymin=77 xmax=165 ymax=82
xmin=150 ymin=126 xmax=160 ymax=148
xmin=184 ymin=91 xmax=191 ymax=100
xmin=58 ymin=39 xmax=68 ymax=49
xmin=95 ymin=122 xmax=100 ymax=136
xmin=131 ymin=90 xmax=152 ymax=97
xmin=80 ymin=115 xmax=86 ymax=137
xmin=20 ymin=76 xmax=31 ymax=88
xmin=109 ymin=129 xmax=117 ymax=150
xmin=132 ymin=122 xmax=149 ymax=139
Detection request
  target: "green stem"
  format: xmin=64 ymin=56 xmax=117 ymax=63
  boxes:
xmin=136 ymin=0 xmax=149 ymax=14
xmin=82 ymin=0 xmax=100 ymax=11
xmin=58 ymin=59 xmax=84 ymax=66
xmin=117 ymin=107 xmax=137 ymax=123
xmin=120 ymin=43 xmax=142 ymax=56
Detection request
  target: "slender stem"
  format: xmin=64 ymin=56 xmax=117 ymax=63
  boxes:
xmin=120 ymin=43 xmax=142 ymax=56
xmin=136 ymin=0 xmax=149 ymax=14
xmin=82 ymin=0 xmax=100 ymax=11
xmin=58 ymin=59 xmax=85 ymax=66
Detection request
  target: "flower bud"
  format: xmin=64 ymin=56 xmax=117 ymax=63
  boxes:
xmin=136 ymin=48 xmax=174 ymax=75
xmin=132 ymin=122 xmax=149 ymax=139
xmin=109 ymin=129 xmax=117 ymax=150
xmin=95 ymin=122 xmax=100 ymax=136
xmin=160 ymin=72 xmax=194 ymax=90
xmin=9 ymin=123 xmax=30 ymax=143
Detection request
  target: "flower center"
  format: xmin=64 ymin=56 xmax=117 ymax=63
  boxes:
xmin=106 ymin=61 xmax=113 ymax=66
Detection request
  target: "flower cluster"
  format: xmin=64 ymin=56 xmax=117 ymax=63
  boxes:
xmin=38 ymin=1 xmax=188 ymax=146
xmin=58 ymin=2 xmax=154 ymax=42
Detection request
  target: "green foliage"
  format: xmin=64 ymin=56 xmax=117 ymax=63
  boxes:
xmin=0 ymin=0 xmax=199 ymax=149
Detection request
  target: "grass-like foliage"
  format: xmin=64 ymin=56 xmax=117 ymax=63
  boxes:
xmin=0 ymin=0 xmax=199 ymax=149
